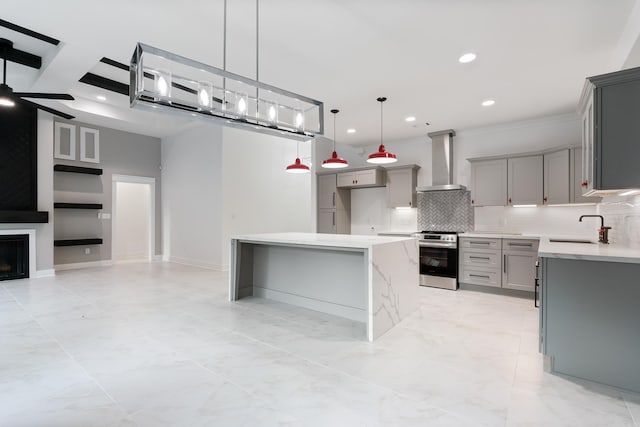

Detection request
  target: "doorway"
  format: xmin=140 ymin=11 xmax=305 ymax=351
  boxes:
xmin=112 ymin=175 xmax=155 ymax=262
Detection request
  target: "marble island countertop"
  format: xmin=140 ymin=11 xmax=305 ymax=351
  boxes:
xmin=538 ymin=237 xmax=640 ymax=264
xmin=231 ymin=232 xmax=415 ymax=249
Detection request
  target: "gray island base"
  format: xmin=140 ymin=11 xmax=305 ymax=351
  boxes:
xmin=229 ymin=233 xmax=419 ymax=341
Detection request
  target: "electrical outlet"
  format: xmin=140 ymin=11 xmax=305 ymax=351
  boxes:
xmin=85 ymin=248 xmax=90 ymax=255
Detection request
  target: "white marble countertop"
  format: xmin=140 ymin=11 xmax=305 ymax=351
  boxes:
xmin=459 ymin=232 xmax=540 ymax=240
xmin=231 ymin=232 xmax=415 ymax=249
xmin=538 ymin=237 xmax=640 ymax=264
xmin=377 ymin=231 xmax=416 ymax=237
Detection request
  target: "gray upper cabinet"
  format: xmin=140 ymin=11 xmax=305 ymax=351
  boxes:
xmin=386 ymin=166 xmax=418 ymax=208
xmin=507 ymin=155 xmax=543 ymax=205
xmin=570 ymin=147 xmax=600 ymax=203
xmin=337 ymin=168 xmax=385 ymax=188
xmin=543 ymin=149 xmax=570 ymax=205
xmin=470 ymin=159 xmax=507 ymax=206
xmin=578 ymin=66 xmax=640 ymax=195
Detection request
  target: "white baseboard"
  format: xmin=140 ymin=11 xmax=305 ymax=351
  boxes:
xmin=166 ymin=256 xmax=227 ymax=271
xmin=55 ymin=260 xmax=114 ymax=271
xmin=33 ymin=269 xmax=55 ymax=278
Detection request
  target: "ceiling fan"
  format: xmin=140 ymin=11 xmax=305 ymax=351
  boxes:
xmin=0 ymin=38 xmax=75 ymax=119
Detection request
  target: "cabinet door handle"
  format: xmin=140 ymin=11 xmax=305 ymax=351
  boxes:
xmin=581 ymin=181 xmax=588 ymax=187
xmin=509 ymin=242 xmax=533 ymax=248
xmin=469 ymin=256 xmax=490 ymax=260
xmin=471 ymin=199 xmax=475 ymax=204
xmin=504 ymin=254 xmax=507 ymax=273
xmin=470 ymin=241 xmax=490 ymax=245
xmin=543 ymin=197 xmax=548 ymax=203
xmin=508 ymin=197 xmax=512 ymax=204
xmin=534 ymin=278 xmax=540 ymax=308
xmin=332 ymin=192 xmax=336 ymax=207
xmin=332 ymin=211 xmax=336 ymax=226
xmin=470 ymin=274 xmax=490 ymax=279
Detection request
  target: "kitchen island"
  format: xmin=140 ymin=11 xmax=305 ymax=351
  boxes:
xmin=538 ymin=238 xmax=640 ymax=392
xmin=229 ymin=233 xmax=419 ymax=341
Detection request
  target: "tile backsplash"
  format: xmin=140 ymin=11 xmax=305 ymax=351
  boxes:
xmin=597 ymin=194 xmax=640 ymax=247
xmin=417 ymin=190 xmax=474 ymax=232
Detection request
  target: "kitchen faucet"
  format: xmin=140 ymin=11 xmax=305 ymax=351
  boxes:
xmin=579 ymin=215 xmax=611 ymax=244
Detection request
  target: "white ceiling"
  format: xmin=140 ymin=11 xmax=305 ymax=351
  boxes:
xmin=1 ymin=0 xmax=639 ymax=144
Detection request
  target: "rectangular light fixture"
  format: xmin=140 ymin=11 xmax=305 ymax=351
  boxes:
xmin=512 ymin=204 xmax=537 ymax=208
xmin=129 ymin=43 xmax=323 ymax=141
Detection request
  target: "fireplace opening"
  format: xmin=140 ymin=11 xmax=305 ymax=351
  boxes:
xmin=0 ymin=234 xmax=29 ymax=281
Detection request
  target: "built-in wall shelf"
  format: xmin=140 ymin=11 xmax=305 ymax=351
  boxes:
xmin=54 ymin=238 xmax=103 ymax=247
xmin=54 ymin=164 xmax=103 ymax=175
xmin=54 ymin=203 xmax=103 ymax=210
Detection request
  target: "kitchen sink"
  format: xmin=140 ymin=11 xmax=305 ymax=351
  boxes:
xmin=548 ymin=238 xmax=596 ymax=244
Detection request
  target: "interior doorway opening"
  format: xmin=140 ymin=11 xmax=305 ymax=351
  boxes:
xmin=112 ymin=175 xmax=155 ymax=262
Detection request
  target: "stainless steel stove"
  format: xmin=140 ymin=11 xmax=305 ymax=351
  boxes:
xmin=411 ymin=231 xmax=459 ymax=290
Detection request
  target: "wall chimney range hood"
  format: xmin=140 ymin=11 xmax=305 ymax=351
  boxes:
xmin=416 ymin=129 xmax=467 ymax=192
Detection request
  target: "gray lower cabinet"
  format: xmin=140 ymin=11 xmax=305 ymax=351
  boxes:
xmin=502 ymin=239 xmax=539 ymax=292
xmin=459 ymin=237 xmax=502 ymax=288
xmin=540 ymin=256 xmax=640 ymax=393
xmin=317 ymin=209 xmax=336 ymax=234
xmin=459 ymin=237 xmax=538 ymax=292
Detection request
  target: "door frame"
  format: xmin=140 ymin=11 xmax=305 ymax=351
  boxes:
xmin=111 ymin=174 xmax=156 ymax=262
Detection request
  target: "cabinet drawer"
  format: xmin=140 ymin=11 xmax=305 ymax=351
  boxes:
xmin=461 ymin=250 xmax=501 ymax=268
xmin=460 ymin=268 xmax=501 ymax=288
xmin=460 ymin=238 xmax=501 ymax=250
xmin=503 ymin=239 xmax=539 ymax=253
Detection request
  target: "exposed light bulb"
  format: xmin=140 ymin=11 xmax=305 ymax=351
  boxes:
xmin=238 ymin=97 xmax=247 ymax=114
xmin=198 ymin=88 xmax=210 ymax=107
xmin=157 ymin=76 xmax=169 ymax=96
xmin=294 ymin=111 xmax=304 ymax=129
xmin=0 ymin=97 xmax=16 ymax=107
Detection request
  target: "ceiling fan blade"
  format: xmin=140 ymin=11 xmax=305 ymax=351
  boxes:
xmin=16 ymin=97 xmax=75 ymax=120
xmin=14 ymin=92 xmax=74 ymax=100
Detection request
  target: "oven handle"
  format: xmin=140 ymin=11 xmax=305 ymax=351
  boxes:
xmin=418 ymin=242 xmax=457 ymax=248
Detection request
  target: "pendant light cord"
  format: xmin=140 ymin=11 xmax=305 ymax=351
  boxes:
xmin=380 ymin=99 xmax=383 ymax=147
xmin=2 ymin=58 xmax=6 ymax=85
xmin=255 ymin=0 xmax=260 ymax=110
xmin=333 ymin=112 xmax=336 ymax=151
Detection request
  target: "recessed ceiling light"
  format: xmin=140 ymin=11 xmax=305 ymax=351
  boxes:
xmin=96 ymin=95 xmax=107 ymax=101
xmin=405 ymin=116 xmax=416 ymax=122
xmin=459 ymin=53 xmax=477 ymax=63
xmin=347 ymin=128 xmax=356 ymax=134
xmin=481 ymin=99 xmax=495 ymax=107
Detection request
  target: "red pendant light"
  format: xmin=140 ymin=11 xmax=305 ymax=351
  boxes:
xmin=286 ymin=140 xmax=310 ymax=174
xmin=367 ymin=97 xmax=397 ymax=164
xmin=322 ymin=109 xmax=348 ymax=169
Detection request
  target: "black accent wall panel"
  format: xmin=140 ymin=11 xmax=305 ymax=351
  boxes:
xmin=0 ymin=102 xmax=38 ymax=211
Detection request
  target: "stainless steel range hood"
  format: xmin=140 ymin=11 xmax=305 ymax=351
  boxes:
xmin=416 ymin=129 xmax=467 ymax=192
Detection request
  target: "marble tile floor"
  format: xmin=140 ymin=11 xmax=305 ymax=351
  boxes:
xmin=1 ymin=262 xmax=639 ymax=427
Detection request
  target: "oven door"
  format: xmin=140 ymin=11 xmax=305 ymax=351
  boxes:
xmin=418 ymin=243 xmax=457 ymax=278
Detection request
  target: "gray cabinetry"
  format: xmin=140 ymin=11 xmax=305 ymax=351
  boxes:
xmin=337 ymin=168 xmax=385 ymax=188
xmin=316 ymin=174 xmax=350 ymax=234
xmin=578 ymin=67 xmax=640 ymax=195
xmin=540 ymin=256 xmax=640 ymax=392
xmin=543 ymin=149 xmax=570 ymax=205
xmin=569 ymin=147 xmax=600 ymax=203
xmin=470 ymin=159 xmax=507 ymax=206
xmin=386 ymin=166 xmax=418 ymax=208
xmin=459 ymin=237 xmax=502 ymax=288
xmin=507 ymin=155 xmax=543 ymax=205
xmin=502 ymin=239 xmax=538 ymax=292
xmin=459 ymin=236 xmax=538 ymax=292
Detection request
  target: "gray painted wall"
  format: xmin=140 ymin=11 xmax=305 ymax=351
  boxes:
xmin=53 ymin=119 xmax=162 ymax=266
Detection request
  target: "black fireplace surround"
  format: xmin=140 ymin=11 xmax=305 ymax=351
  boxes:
xmin=0 ymin=101 xmax=48 ymax=223
xmin=0 ymin=234 xmax=29 ymax=280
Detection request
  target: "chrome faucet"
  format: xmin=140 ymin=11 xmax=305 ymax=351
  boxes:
xmin=579 ymin=215 xmax=611 ymax=244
